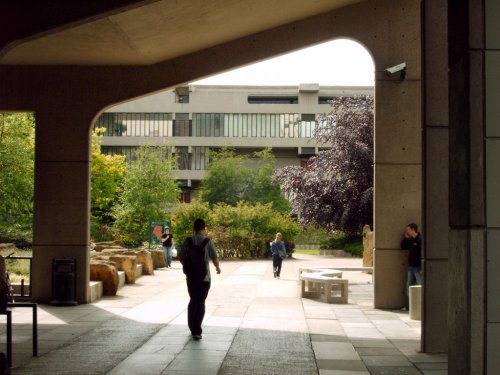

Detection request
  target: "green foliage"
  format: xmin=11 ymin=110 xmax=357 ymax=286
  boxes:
xmin=90 ymin=128 xmax=127 ymax=241
xmin=0 ymin=225 xmax=32 ymax=248
xmin=0 ymin=113 xmax=35 ymax=229
xmin=246 ymin=148 xmax=290 ymax=212
xmin=294 ymin=225 xmax=330 ymax=244
xmin=113 ymin=145 xmax=180 ymax=246
xmin=199 ymin=148 xmax=289 ymax=212
xmin=199 ymin=148 xmax=251 ymax=206
xmin=172 ymin=200 xmax=210 ymax=245
xmin=344 ymin=241 xmax=364 ymax=257
xmin=171 ymin=200 xmax=299 ymax=259
xmin=208 ymin=201 xmax=299 ymax=259
xmin=320 ymin=231 xmax=363 ymax=257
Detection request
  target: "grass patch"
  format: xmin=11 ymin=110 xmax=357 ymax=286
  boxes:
xmin=294 ymin=248 xmax=320 ymax=255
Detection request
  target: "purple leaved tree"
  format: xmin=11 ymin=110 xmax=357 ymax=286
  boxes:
xmin=275 ymin=96 xmax=374 ymax=234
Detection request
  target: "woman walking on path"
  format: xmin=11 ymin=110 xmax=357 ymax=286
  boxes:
xmin=270 ymin=232 xmax=287 ymax=279
xmin=161 ymin=226 xmax=175 ymax=268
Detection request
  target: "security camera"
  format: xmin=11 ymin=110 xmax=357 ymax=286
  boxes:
xmin=385 ymin=62 xmax=407 ymax=79
xmin=385 ymin=62 xmax=406 ymax=74
xmin=384 ymin=63 xmax=406 ymax=80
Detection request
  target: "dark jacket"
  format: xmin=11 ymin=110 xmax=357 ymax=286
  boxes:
xmin=401 ymin=233 xmax=422 ymax=268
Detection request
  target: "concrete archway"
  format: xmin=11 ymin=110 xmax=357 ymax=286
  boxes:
xmin=2 ymin=0 xmax=457 ymax=363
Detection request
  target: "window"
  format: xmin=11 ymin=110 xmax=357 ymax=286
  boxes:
xmin=318 ymin=96 xmax=334 ymax=104
xmin=175 ymin=147 xmax=190 ymax=170
xmin=192 ymin=113 xmax=223 ymax=137
xmin=248 ymin=96 xmax=298 ymax=104
xmin=177 ymin=95 xmax=189 ymax=103
xmin=301 ymin=147 xmax=316 ymax=155
xmin=94 ymin=113 xmax=172 ymax=137
xmin=175 ymin=86 xmax=190 ymax=103
xmin=300 ymin=114 xmax=316 ymax=138
xmin=191 ymin=147 xmax=209 ymax=170
xmin=101 ymin=146 xmax=137 ymax=162
xmin=173 ymin=113 xmax=190 ymax=136
xmin=179 ymin=190 xmax=191 ymax=203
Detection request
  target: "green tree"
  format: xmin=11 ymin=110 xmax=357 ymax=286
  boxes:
xmin=171 ymin=200 xmax=211 ymax=245
xmin=247 ymin=148 xmax=290 ymax=212
xmin=199 ymin=148 xmax=252 ymax=206
xmin=113 ymin=145 xmax=180 ymax=246
xmin=90 ymin=128 xmax=127 ymax=240
xmin=0 ymin=113 xmax=35 ymax=229
xmin=199 ymin=147 xmax=289 ymax=212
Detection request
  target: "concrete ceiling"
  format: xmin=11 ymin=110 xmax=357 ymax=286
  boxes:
xmin=0 ymin=0 xmax=361 ymax=66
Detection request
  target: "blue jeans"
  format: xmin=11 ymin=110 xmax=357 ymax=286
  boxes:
xmin=163 ymin=246 xmax=172 ymax=267
xmin=272 ymin=254 xmax=283 ymax=277
xmin=406 ymin=266 xmax=422 ymax=292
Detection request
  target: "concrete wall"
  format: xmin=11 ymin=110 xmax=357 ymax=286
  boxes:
xmin=108 ymin=84 xmax=373 ymax=114
xmin=0 ymin=0 xmax=428 ymax=350
xmin=5 ymin=0 xmax=500 ymax=372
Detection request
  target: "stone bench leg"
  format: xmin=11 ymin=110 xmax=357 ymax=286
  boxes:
xmin=325 ymin=279 xmax=348 ymax=304
xmin=301 ymin=279 xmax=321 ymax=298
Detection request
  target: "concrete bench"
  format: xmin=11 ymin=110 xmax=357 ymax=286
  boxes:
xmin=298 ymin=267 xmax=343 ymax=279
xmin=331 ymin=266 xmax=373 ymax=275
xmin=299 ymin=271 xmax=348 ymax=304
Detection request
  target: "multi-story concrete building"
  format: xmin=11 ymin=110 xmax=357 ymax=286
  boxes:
xmin=95 ymin=84 xmax=373 ymax=201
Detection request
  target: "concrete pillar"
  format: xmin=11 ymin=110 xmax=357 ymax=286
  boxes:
xmin=32 ymin=108 xmax=95 ymax=303
xmin=422 ymin=0 xmax=449 ymax=353
xmin=373 ymin=77 xmax=422 ymax=309
xmin=483 ymin=1 xmax=500 ymax=373
xmin=446 ymin=0 xmax=500 ymax=373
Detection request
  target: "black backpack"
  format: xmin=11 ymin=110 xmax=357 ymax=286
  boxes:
xmin=182 ymin=237 xmax=210 ymax=281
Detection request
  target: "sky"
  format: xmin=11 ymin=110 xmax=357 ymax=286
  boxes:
xmin=191 ymin=39 xmax=375 ymax=86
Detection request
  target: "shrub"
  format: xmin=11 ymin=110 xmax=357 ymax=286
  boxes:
xmin=172 ymin=201 xmax=299 ymax=259
xmin=294 ymin=226 xmax=330 ymax=245
xmin=208 ymin=202 xmax=299 ymax=259
xmin=0 ymin=226 xmax=32 ymax=248
xmin=172 ymin=200 xmax=210 ymax=246
xmin=320 ymin=230 xmax=363 ymax=257
xmin=344 ymin=241 xmax=364 ymax=257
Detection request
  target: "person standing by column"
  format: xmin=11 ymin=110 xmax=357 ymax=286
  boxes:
xmin=179 ymin=218 xmax=221 ymax=340
xmin=161 ymin=226 xmax=175 ymax=268
xmin=400 ymin=222 xmax=422 ymax=310
xmin=270 ymin=232 xmax=287 ymax=279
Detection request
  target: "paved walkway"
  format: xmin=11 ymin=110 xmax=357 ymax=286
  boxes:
xmin=1 ymin=254 xmax=447 ymax=374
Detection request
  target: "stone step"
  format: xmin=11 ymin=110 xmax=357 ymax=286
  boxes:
xmin=135 ymin=264 xmax=143 ymax=278
xmin=89 ymin=281 xmax=103 ymax=302
xmin=118 ymin=271 xmax=125 ymax=288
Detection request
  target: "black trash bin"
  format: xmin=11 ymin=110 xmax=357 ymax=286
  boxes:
xmin=51 ymin=259 xmax=78 ymax=306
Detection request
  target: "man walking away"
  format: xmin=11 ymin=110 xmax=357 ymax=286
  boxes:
xmin=179 ymin=218 xmax=221 ymax=340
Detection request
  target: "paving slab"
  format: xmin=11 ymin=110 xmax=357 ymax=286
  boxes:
xmin=2 ymin=255 xmax=448 ymax=374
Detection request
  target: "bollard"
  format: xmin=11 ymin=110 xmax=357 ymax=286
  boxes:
xmin=409 ymin=285 xmax=421 ymax=320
